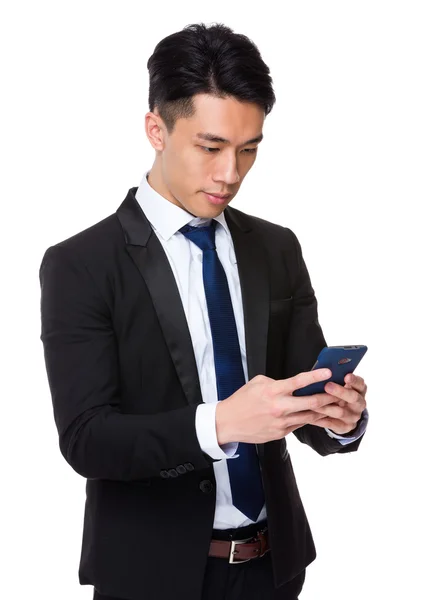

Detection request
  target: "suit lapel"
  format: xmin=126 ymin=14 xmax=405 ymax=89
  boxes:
xmin=224 ymin=209 xmax=270 ymax=381
xmin=116 ymin=188 xmax=270 ymax=415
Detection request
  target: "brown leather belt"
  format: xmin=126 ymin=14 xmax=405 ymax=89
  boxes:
xmin=208 ymin=527 xmax=270 ymax=564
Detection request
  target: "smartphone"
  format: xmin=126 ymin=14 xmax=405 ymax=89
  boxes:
xmin=292 ymin=345 xmax=368 ymax=396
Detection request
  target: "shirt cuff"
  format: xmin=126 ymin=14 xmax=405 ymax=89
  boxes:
xmin=325 ymin=408 xmax=369 ymax=445
xmin=195 ymin=402 xmax=239 ymax=460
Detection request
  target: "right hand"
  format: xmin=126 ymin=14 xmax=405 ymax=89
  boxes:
xmin=216 ymin=368 xmax=334 ymax=445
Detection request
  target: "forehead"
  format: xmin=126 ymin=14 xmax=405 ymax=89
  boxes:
xmin=177 ymin=93 xmax=265 ymax=143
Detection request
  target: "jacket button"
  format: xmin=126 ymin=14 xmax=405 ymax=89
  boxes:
xmin=176 ymin=465 xmax=187 ymax=474
xmin=184 ymin=463 xmax=194 ymax=471
xmin=168 ymin=469 xmax=178 ymax=478
xmin=160 ymin=470 xmax=170 ymax=479
xmin=199 ymin=480 xmax=213 ymax=494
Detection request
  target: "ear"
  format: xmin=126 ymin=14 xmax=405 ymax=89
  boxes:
xmin=145 ymin=110 xmax=166 ymax=151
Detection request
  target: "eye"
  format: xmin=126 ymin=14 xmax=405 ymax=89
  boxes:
xmin=201 ymin=146 xmax=220 ymax=153
xmin=200 ymin=146 xmax=258 ymax=154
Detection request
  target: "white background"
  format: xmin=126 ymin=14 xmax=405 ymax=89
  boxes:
xmin=1 ymin=1 xmax=437 ymax=598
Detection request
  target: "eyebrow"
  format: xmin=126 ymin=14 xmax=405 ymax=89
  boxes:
xmin=195 ymin=132 xmax=264 ymax=146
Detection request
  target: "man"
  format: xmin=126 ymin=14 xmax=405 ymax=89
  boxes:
xmin=39 ymin=22 xmax=368 ymax=600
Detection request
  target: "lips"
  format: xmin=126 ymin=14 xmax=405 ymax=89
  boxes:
xmin=203 ymin=192 xmax=231 ymax=205
xmin=205 ymin=193 xmax=231 ymax=199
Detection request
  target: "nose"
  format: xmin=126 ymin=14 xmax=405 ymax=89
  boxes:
xmin=212 ymin=154 xmax=241 ymax=186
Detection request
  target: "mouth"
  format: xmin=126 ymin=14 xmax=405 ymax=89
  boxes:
xmin=203 ymin=192 xmax=231 ymax=205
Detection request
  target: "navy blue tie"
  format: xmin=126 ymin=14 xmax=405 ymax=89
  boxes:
xmin=179 ymin=220 xmax=265 ymax=522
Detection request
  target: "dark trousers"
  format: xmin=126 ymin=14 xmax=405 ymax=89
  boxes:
xmin=93 ymin=519 xmax=306 ymax=600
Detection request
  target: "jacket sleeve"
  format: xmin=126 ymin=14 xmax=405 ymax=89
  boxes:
xmin=39 ymin=244 xmax=219 ymax=482
xmin=282 ymin=228 xmax=366 ymax=456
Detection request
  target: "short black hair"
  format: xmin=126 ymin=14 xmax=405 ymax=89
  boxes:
xmin=147 ymin=22 xmax=276 ymax=135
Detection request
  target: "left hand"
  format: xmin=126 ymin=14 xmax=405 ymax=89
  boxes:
xmin=311 ymin=373 xmax=368 ymax=435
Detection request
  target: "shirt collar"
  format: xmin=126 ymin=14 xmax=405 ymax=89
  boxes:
xmin=134 ymin=170 xmax=231 ymax=241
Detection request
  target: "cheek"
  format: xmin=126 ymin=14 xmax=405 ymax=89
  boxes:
xmin=184 ymin=151 xmax=209 ymax=182
xmin=164 ymin=148 xmax=195 ymax=181
xmin=172 ymin=159 xmax=205 ymax=198
xmin=175 ymin=146 xmax=202 ymax=173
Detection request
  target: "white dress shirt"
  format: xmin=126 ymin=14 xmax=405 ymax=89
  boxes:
xmin=135 ymin=170 xmax=365 ymax=529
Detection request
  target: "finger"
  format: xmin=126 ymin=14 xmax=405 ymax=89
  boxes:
xmin=324 ymin=381 xmax=362 ymax=404
xmin=345 ymin=373 xmax=367 ymax=395
xmin=281 ymin=392 xmax=338 ymax=416
xmin=277 ymin=368 xmax=332 ymax=396
xmin=311 ymin=418 xmax=359 ymax=434
xmin=335 ymin=397 xmax=365 ymax=411
xmin=311 ymin=402 xmax=364 ymax=420
xmin=284 ymin=410 xmax=327 ymax=427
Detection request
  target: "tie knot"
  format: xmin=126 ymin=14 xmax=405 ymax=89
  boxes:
xmin=179 ymin=220 xmax=217 ymax=251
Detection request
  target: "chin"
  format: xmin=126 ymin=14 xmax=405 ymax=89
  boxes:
xmin=192 ymin=202 xmax=225 ymax=219
xmin=207 ymin=204 xmax=228 ymax=217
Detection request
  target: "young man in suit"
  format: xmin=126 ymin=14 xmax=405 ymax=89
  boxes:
xmin=39 ymin=22 xmax=369 ymax=600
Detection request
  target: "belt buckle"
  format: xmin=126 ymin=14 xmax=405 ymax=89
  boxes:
xmin=229 ymin=535 xmax=255 ymax=564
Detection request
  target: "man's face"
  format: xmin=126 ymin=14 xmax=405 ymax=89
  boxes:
xmin=146 ymin=93 xmax=265 ymax=218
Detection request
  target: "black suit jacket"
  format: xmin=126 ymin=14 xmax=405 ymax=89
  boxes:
xmin=39 ymin=187 xmax=365 ymax=600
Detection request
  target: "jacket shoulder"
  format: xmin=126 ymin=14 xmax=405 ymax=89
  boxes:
xmin=40 ymin=213 xmax=123 ymax=267
xmin=227 ymin=205 xmax=297 ymax=245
